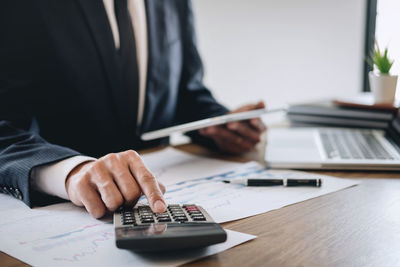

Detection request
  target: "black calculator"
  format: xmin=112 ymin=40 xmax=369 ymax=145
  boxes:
xmin=114 ymin=204 xmax=227 ymax=251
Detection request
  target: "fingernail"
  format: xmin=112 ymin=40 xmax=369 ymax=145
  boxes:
xmin=154 ymin=200 xmax=166 ymax=212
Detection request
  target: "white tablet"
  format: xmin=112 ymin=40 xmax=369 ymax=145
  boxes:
xmin=141 ymin=108 xmax=282 ymax=141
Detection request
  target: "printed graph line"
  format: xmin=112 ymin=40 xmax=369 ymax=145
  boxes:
xmin=48 ymin=224 xmax=102 ymax=240
xmin=18 ymin=223 xmax=105 ymax=246
xmin=52 ymin=231 xmax=114 ymax=262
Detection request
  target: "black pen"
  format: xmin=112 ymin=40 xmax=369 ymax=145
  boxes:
xmin=223 ymin=178 xmax=322 ymax=187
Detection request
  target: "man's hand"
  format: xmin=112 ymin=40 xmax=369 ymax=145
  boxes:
xmin=199 ymin=101 xmax=267 ymax=155
xmin=65 ymin=150 xmax=166 ymax=218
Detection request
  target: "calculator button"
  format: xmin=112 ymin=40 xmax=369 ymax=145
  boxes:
xmin=123 ymin=211 xmax=133 ymax=214
xmin=169 ymin=205 xmax=182 ymax=209
xmin=157 ymin=218 xmax=172 ymax=222
xmin=173 ymin=215 xmax=186 ymax=220
xmin=139 ymin=213 xmax=153 ymax=216
xmin=185 ymin=207 xmax=199 ymax=211
xmin=188 ymin=211 xmax=203 ymax=215
xmin=175 ymin=218 xmax=188 ymax=222
xmin=127 ymin=204 xmax=208 ymax=225
xmin=169 ymin=209 xmax=183 ymax=213
xmin=171 ymin=213 xmax=183 ymax=217
xmin=173 ymin=215 xmax=187 ymax=219
xmin=140 ymin=218 xmax=155 ymax=223
xmin=138 ymin=208 xmax=151 ymax=212
xmin=140 ymin=215 xmax=154 ymax=220
xmin=156 ymin=216 xmax=170 ymax=220
xmin=122 ymin=219 xmax=135 ymax=225
xmin=139 ymin=211 xmax=152 ymax=215
xmin=170 ymin=212 xmax=183 ymax=215
xmin=171 ymin=210 xmax=184 ymax=214
xmin=157 ymin=218 xmax=171 ymax=221
xmin=174 ymin=217 xmax=188 ymax=222
xmin=172 ymin=213 xmax=184 ymax=217
xmin=192 ymin=217 xmax=206 ymax=221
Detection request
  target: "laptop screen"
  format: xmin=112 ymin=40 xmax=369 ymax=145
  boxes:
xmin=393 ymin=110 xmax=400 ymax=134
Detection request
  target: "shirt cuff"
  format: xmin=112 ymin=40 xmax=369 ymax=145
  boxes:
xmin=31 ymin=155 xmax=96 ymax=200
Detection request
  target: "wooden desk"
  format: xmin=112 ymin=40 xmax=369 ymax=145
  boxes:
xmin=1 ymin=144 xmax=400 ymax=267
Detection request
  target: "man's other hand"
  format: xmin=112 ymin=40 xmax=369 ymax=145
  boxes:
xmin=65 ymin=150 xmax=166 ymax=218
xmin=199 ymin=101 xmax=267 ymax=155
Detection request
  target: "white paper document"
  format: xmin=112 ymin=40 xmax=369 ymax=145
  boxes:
xmin=141 ymin=148 xmax=360 ymax=223
xmin=0 ymin=194 xmax=255 ymax=267
xmin=141 ymin=147 xmax=245 ymax=186
xmin=0 ymin=147 xmax=359 ymax=266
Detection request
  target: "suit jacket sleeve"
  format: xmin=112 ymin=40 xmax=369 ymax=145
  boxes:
xmin=176 ymin=0 xmax=230 ymax=148
xmin=0 ymin=121 xmax=80 ymax=207
xmin=0 ymin=4 xmax=81 ymax=207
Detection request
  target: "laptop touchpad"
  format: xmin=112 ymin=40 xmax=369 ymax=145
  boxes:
xmin=265 ymin=128 xmax=321 ymax=162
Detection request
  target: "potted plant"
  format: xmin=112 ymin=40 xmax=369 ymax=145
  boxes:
xmin=368 ymin=44 xmax=397 ymax=104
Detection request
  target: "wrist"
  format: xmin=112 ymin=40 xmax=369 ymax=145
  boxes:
xmin=65 ymin=161 xmax=94 ymax=192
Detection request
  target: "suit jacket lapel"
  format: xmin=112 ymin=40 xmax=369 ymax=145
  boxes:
xmin=75 ymin=0 xmax=128 ymax=130
xmin=141 ymin=0 xmax=166 ymax=132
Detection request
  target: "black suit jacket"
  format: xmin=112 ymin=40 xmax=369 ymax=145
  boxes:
xmin=0 ymin=0 xmax=228 ymax=207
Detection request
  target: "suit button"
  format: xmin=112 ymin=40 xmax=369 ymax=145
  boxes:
xmin=9 ymin=187 xmax=16 ymax=197
xmin=10 ymin=187 xmax=16 ymax=198
xmin=15 ymin=189 xmax=23 ymax=200
xmin=10 ymin=188 xmax=17 ymax=198
xmin=3 ymin=186 xmax=10 ymax=195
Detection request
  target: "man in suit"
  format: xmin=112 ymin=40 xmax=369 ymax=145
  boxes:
xmin=0 ymin=0 xmax=265 ymax=218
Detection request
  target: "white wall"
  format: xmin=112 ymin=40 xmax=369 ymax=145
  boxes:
xmin=193 ymin=0 xmax=367 ymax=110
xmin=376 ymin=0 xmax=400 ymax=100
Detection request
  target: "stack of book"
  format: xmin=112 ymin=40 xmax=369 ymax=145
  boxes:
xmin=287 ymin=97 xmax=398 ymax=129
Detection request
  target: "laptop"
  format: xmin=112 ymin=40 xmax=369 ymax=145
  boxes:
xmin=265 ymin=111 xmax=400 ymax=170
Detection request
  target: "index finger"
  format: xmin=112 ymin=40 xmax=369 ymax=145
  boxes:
xmin=124 ymin=150 xmax=166 ymax=213
xmin=249 ymin=118 xmax=267 ymax=132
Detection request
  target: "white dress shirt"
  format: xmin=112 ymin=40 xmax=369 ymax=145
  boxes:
xmin=31 ymin=0 xmax=148 ymax=200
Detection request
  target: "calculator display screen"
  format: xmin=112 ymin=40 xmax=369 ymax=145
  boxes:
xmin=116 ymin=223 xmax=220 ymax=238
xmin=118 ymin=224 xmax=167 ymax=237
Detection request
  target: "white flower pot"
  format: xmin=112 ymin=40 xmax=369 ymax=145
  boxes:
xmin=369 ymin=71 xmax=398 ymax=104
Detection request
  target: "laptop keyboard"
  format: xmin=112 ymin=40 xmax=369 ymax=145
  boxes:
xmin=319 ymin=130 xmax=394 ymax=160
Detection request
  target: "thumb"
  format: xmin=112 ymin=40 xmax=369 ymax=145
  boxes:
xmin=234 ymin=101 xmax=266 ymax=113
xmin=254 ymin=100 xmax=265 ymax=109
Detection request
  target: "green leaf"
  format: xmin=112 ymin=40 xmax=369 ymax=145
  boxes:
xmin=367 ymin=44 xmax=394 ymax=74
